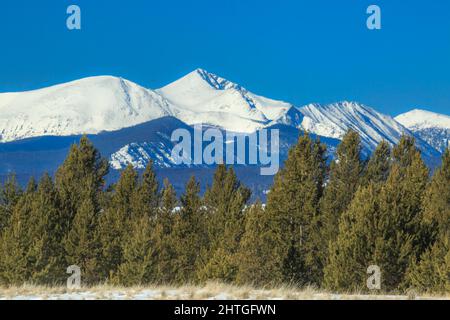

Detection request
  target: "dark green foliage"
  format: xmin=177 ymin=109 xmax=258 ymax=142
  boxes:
xmin=64 ymin=197 xmax=100 ymax=284
xmin=363 ymin=140 xmax=392 ymax=184
xmin=407 ymin=149 xmax=450 ymax=293
xmin=151 ymin=179 xmax=177 ymax=284
xmin=0 ymin=133 xmax=447 ymax=295
xmin=134 ymin=161 xmax=160 ymax=218
xmin=171 ymin=176 xmax=207 ymax=283
xmin=55 ymin=135 xmax=109 ymax=235
xmin=324 ymin=136 xmax=431 ymax=292
xmin=96 ymin=165 xmax=138 ymax=281
xmin=319 ymin=130 xmax=364 ymax=269
xmin=114 ymin=215 xmax=153 ymax=286
xmin=265 ymin=132 xmax=328 ymax=285
xmin=0 ymin=174 xmax=63 ymax=285
xmin=236 ymin=201 xmax=285 ymax=286
xmin=0 ymin=174 xmax=22 ymax=233
xmin=324 ymin=183 xmax=381 ymax=291
xmin=198 ymin=165 xmax=250 ymax=283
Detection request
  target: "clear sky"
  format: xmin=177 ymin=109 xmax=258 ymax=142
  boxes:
xmin=0 ymin=0 xmax=449 ymax=116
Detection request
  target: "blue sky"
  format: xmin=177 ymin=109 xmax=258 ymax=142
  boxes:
xmin=0 ymin=0 xmax=449 ymax=116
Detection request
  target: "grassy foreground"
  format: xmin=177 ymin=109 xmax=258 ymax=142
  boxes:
xmin=0 ymin=282 xmax=448 ymax=300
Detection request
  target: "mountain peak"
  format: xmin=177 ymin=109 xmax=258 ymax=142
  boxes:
xmin=0 ymin=75 xmax=174 ymax=142
xmin=395 ymin=109 xmax=450 ymax=130
xmin=176 ymin=68 xmax=241 ymax=91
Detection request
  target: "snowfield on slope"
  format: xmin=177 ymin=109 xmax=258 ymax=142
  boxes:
xmin=0 ymin=76 xmax=176 ymax=142
xmin=396 ymin=109 xmax=450 ymax=153
xmin=395 ymin=109 xmax=450 ymax=130
xmin=0 ymin=69 xmax=447 ymax=159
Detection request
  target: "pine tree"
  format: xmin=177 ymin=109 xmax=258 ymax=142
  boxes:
xmin=114 ymin=215 xmax=153 ymax=286
xmin=151 ymin=178 xmax=177 ymax=284
xmin=64 ymin=197 xmax=100 ymax=284
xmin=28 ymin=173 xmax=65 ymax=284
xmin=135 ymin=161 xmax=160 ymax=218
xmin=255 ymin=131 xmax=329 ymax=288
xmin=152 ymin=179 xmax=177 ymax=283
xmin=236 ymin=201 xmax=285 ymax=286
xmin=96 ymin=165 xmax=138 ymax=281
xmin=198 ymin=165 xmax=250 ymax=283
xmin=373 ymin=138 xmax=429 ymax=291
xmin=324 ymin=183 xmax=380 ymax=292
xmin=172 ymin=176 xmax=207 ymax=283
xmin=0 ymin=189 xmax=34 ymax=285
xmin=319 ymin=130 xmax=363 ymax=271
xmin=55 ymin=135 xmax=108 ymax=235
xmin=263 ymin=132 xmax=328 ymax=285
xmin=0 ymin=174 xmax=22 ymax=233
xmin=407 ymin=149 xmax=450 ymax=293
xmin=363 ymin=140 xmax=392 ymax=185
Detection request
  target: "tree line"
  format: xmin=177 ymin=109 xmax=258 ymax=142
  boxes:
xmin=0 ymin=132 xmax=448 ymax=294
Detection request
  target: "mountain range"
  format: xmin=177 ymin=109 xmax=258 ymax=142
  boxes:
xmin=0 ymin=69 xmax=448 ymax=197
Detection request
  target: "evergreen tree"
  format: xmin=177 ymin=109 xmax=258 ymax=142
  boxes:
xmin=135 ymin=161 xmax=160 ymax=218
xmin=363 ymin=140 xmax=392 ymax=185
xmin=28 ymin=173 xmax=65 ymax=284
xmin=96 ymin=165 xmax=138 ymax=281
xmin=0 ymin=174 xmax=67 ymax=286
xmin=0 ymin=174 xmax=22 ymax=233
xmin=172 ymin=176 xmax=207 ymax=283
xmin=324 ymin=183 xmax=380 ymax=291
xmin=64 ymin=197 xmax=100 ymax=284
xmin=0 ymin=190 xmax=34 ymax=285
xmin=114 ymin=215 xmax=153 ymax=286
xmin=393 ymin=135 xmax=417 ymax=167
xmin=198 ymin=165 xmax=250 ymax=283
xmin=55 ymin=135 xmax=108 ymax=235
xmin=319 ymin=130 xmax=363 ymax=270
xmin=264 ymin=132 xmax=328 ymax=285
xmin=236 ymin=201 xmax=285 ymax=286
xmin=407 ymin=149 xmax=450 ymax=293
xmin=248 ymin=134 xmax=326 ymax=284
xmin=372 ymin=140 xmax=428 ymax=291
xmin=151 ymin=179 xmax=177 ymax=284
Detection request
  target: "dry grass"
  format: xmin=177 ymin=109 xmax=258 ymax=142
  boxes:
xmin=0 ymin=282 xmax=448 ymax=300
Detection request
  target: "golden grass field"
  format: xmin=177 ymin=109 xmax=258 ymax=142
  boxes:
xmin=0 ymin=282 xmax=448 ymax=300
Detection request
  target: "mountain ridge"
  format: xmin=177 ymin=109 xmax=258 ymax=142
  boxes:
xmin=396 ymin=109 xmax=450 ymax=153
xmin=0 ymin=69 xmax=447 ymax=161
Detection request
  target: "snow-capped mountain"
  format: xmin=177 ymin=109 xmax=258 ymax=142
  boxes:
xmin=0 ymin=76 xmax=176 ymax=142
xmin=0 ymin=68 xmax=445 ymax=177
xmin=395 ymin=109 xmax=450 ymax=153
xmin=299 ymin=102 xmax=408 ymax=153
xmin=157 ymin=68 xmax=296 ymax=133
